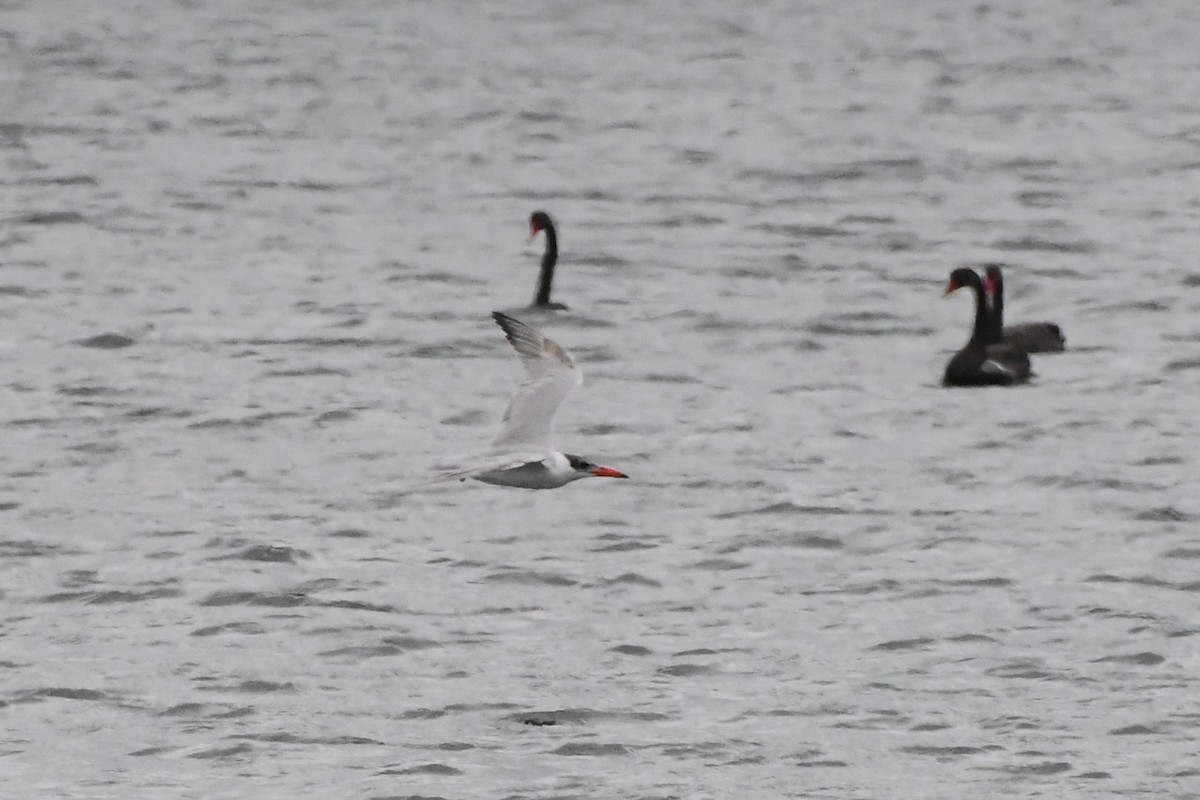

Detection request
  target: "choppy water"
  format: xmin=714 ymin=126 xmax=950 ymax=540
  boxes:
xmin=3 ymin=1 xmax=1200 ymax=798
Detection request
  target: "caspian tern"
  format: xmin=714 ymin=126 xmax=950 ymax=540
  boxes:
xmin=434 ymin=312 xmax=628 ymax=489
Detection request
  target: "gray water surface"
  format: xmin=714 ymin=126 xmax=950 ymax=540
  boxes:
xmin=3 ymin=2 xmax=1200 ymax=798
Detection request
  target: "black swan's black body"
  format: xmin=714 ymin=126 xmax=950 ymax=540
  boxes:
xmin=985 ymin=264 xmax=1065 ymax=353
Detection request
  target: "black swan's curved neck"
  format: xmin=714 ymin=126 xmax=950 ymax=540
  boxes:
xmin=965 ymin=276 xmax=990 ymax=346
xmin=534 ymin=223 xmax=558 ymax=307
xmin=984 ymin=267 xmax=1004 ymax=343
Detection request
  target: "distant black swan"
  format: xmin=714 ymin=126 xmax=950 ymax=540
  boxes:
xmin=943 ymin=268 xmax=1031 ymax=387
xmin=984 ymin=264 xmax=1065 ymax=353
xmin=529 ymin=211 xmax=565 ymax=310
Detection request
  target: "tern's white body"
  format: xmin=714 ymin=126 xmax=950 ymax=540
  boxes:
xmin=433 ymin=313 xmax=627 ymax=490
xmin=472 ymin=451 xmax=576 ymax=489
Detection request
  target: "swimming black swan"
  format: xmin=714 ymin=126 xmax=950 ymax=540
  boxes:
xmin=984 ymin=264 xmax=1065 ymax=353
xmin=529 ymin=211 xmax=565 ymax=310
xmin=943 ymin=267 xmax=1032 ymax=387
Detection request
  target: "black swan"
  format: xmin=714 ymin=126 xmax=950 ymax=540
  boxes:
xmin=943 ymin=267 xmax=1032 ymax=387
xmin=984 ymin=264 xmax=1065 ymax=353
xmin=529 ymin=211 xmax=566 ymax=310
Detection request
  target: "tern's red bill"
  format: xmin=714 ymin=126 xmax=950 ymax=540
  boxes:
xmin=590 ymin=466 xmax=628 ymax=479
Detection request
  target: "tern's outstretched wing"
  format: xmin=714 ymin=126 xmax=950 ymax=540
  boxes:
xmin=488 ymin=311 xmax=582 ymax=451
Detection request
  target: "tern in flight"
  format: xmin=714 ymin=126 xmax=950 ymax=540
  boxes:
xmin=434 ymin=312 xmax=628 ymax=489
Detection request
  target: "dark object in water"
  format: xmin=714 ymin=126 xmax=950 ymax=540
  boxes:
xmin=943 ymin=267 xmax=1031 ymax=387
xmin=984 ymin=264 xmax=1065 ymax=353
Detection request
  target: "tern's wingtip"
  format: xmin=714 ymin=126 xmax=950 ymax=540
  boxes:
xmin=491 ymin=310 xmax=522 ymax=332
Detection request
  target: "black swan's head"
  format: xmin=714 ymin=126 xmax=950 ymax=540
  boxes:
xmin=983 ymin=264 xmax=1004 ymax=296
xmin=944 ymin=267 xmax=982 ymax=295
xmin=529 ymin=211 xmax=554 ymax=238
